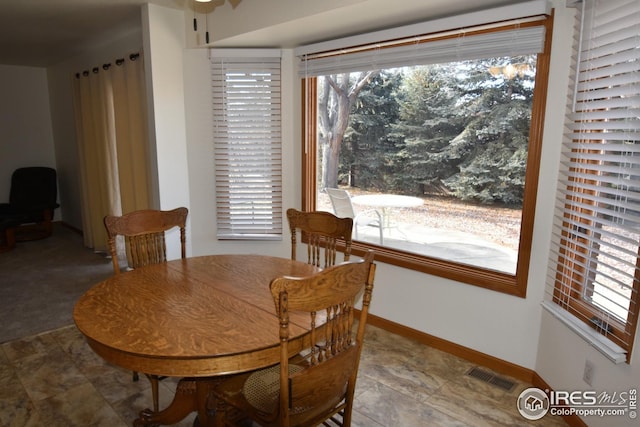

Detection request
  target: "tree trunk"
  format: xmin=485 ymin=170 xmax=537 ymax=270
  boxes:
xmin=322 ymin=140 xmax=339 ymax=189
xmin=318 ymin=72 xmax=379 ymax=191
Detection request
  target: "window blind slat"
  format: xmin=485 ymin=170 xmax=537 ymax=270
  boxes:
xmin=575 ymin=72 xmax=640 ymax=96
xmin=551 ymin=211 xmax=640 ymax=249
xmin=579 ymin=47 xmax=639 ymax=71
xmin=573 ymin=94 xmax=640 ymax=112
xmin=567 ymin=119 xmax=640 ymax=132
xmin=577 ymin=55 xmax=638 ymax=81
xmin=211 ymin=52 xmax=283 ymax=240
xmin=560 ymin=191 xmax=640 ymax=217
xmin=569 ymin=108 xmax=640 ymax=122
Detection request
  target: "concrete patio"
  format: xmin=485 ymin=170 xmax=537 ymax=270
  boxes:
xmin=318 ymin=190 xmax=519 ymax=274
xmin=353 ymin=221 xmax=517 ymax=274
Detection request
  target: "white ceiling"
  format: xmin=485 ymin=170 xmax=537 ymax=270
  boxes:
xmin=0 ymin=0 xmax=185 ymax=67
xmin=0 ymin=0 xmax=529 ymax=68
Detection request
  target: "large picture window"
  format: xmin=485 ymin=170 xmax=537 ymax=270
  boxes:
xmin=298 ymin=7 xmax=552 ymax=296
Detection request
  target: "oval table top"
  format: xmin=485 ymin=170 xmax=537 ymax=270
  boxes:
xmin=351 ymin=194 xmax=423 ymax=209
xmin=73 ymin=254 xmax=319 ymax=378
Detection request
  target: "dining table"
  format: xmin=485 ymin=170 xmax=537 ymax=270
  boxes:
xmin=73 ymin=254 xmax=320 ymax=427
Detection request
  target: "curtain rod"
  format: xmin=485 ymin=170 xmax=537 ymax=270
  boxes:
xmin=75 ymin=52 xmax=140 ymax=79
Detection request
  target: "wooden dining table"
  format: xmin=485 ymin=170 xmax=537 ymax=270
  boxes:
xmin=73 ymin=254 xmax=320 ymax=427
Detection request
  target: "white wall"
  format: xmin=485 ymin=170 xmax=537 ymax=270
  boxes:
xmin=144 ymin=4 xmax=298 ymax=260
xmin=142 ymin=4 xmax=192 ymax=260
xmin=0 ymin=65 xmax=57 ymax=215
xmin=537 ymin=312 xmax=640 ymax=427
xmin=181 ymin=46 xmax=297 ymax=259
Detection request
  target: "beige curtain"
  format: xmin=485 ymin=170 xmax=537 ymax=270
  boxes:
xmin=72 ymin=53 xmax=152 ymax=252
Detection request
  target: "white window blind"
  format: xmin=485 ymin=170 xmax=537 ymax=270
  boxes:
xmin=297 ymin=24 xmax=546 ymax=77
xmin=294 ymin=0 xmax=549 ymax=76
xmin=211 ymin=51 xmax=283 ymax=240
xmin=545 ymin=0 xmax=640 ymax=363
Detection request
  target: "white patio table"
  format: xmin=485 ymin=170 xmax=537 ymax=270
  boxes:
xmin=351 ymin=194 xmax=423 ymax=231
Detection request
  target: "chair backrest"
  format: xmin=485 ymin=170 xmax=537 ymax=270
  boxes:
xmin=10 ymin=167 xmax=58 ymax=210
xmin=269 ymin=250 xmax=375 ymax=427
xmin=326 ymin=188 xmax=356 ymax=219
xmin=103 ymin=207 xmax=188 ymax=274
xmin=286 ymin=208 xmax=353 ymax=268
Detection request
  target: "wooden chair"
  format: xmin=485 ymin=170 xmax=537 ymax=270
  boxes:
xmin=103 ymin=206 xmax=188 ymax=412
xmin=326 ymin=188 xmax=383 ymax=244
xmin=286 ymin=208 xmax=353 ymax=268
xmin=212 ymin=250 xmax=376 ymax=427
xmin=104 ymin=207 xmax=188 ymax=274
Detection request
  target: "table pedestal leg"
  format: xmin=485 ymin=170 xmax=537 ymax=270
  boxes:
xmin=134 ymin=378 xmax=219 ymax=427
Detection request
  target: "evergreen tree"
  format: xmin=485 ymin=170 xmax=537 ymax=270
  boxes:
xmin=444 ymin=56 xmax=535 ymax=205
xmin=340 ymin=71 xmax=403 ymax=190
xmin=389 ymin=65 xmax=465 ymax=196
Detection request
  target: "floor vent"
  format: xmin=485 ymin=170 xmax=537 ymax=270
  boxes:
xmin=466 ymin=367 xmax=516 ymax=391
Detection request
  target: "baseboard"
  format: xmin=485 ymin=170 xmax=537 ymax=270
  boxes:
xmin=367 ymin=313 xmax=535 ymax=382
xmin=367 ymin=313 xmax=586 ymax=427
xmin=58 ymin=221 xmax=83 ymax=235
xmin=532 ymin=372 xmax=589 ymax=427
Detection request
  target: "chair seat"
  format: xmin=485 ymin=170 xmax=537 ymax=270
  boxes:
xmin=212 ymin=251 xmax=376 ymax=427
xmin=243 ymin=364 xmax=304 ymax=414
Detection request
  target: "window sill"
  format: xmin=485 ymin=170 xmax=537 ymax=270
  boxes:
xmin=541 ymin=301 xmax=627 ymax=364
xmin=351 ymin=242 xmax=526 ymax=297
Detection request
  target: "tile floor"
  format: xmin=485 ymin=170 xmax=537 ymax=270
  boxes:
xmin=1 ymin=324 xmax=568 ymax=427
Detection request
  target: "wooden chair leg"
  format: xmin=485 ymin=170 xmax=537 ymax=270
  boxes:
xmin=215 ymin=397 xmax=227 ymax=427
xmin=147 ymin=374 xmax=161 ymax=412
xmin=133 ymin=370 xmax=139 ymax=381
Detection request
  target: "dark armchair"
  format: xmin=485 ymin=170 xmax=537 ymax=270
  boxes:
xmin=0 ymin=167 xmax=59 ymax=242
